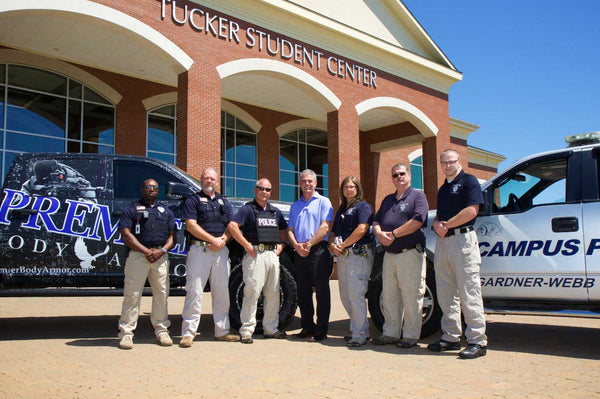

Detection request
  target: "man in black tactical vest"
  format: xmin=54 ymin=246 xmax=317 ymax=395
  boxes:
xmin=117 ymin=179 xmax=177 ymax=349
xmin=228 ymin=178 xmax=288 ymax=344
xmin=179 ymin=167 xmax=239 ymax=347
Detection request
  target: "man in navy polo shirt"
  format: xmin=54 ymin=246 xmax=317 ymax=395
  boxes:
xmin=428 ymin=149 xmax=487 ymax=359
xmin=372 ymin=163 xmax=429 ymax=348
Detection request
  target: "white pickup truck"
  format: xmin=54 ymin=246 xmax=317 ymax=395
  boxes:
xmin=369 ymin=132 xmax=600 ymax=337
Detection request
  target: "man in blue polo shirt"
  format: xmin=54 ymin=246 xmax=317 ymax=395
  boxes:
xmin=372 ymin=163 xmax=429 ymax=348
xmin=288 ymin=169 xmax=333 ymax=342
xmin=428 ymin=149 xmax=487 ymax=359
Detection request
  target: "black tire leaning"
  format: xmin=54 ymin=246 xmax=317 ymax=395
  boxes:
xmin=367 ymin=259 xmax=442 ymax=338
xmin=228 ymin=261 xmax=298 ymax=334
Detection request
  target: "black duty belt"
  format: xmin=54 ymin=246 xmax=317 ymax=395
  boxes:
xmin=446 ymin=225 xmax=474 ymax=237
xmin=341 ymin=243 xmax=372 ymax=257
xmin=254 ymin=244 xmax=277 ymax=253
xmin=393 ymin=243 xmax=424 ymax=254
xmin=145 ymin=245 xmax=164 ymax=249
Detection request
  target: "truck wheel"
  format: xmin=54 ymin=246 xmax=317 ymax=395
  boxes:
xmin=229 ymin=262 xmax=298 ymax=334
xmin=367 ymin=261 xmax=441 ymax=338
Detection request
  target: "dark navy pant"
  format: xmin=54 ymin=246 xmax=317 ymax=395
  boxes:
xmin=293 ymin=242 xmax=333 ymax=335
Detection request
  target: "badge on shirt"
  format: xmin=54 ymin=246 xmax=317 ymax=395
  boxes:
xmin=452 ymin=184 xmax=461 ymax=194
xmin=200 ymin=197 xmax=208 ymax=202
xmin=400 ymin=204 xmax=406 ymax=212
xmin=158 ymin=206 xmax=165 ymax=213
xmin=136 ymin=205 xmax=146 ymax=211
xmin=218 ymin=199 xmax=224 ymax=206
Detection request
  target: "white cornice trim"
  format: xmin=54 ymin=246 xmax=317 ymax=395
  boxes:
xmin=221 ymin=99 xmax=262 ymax=133
xmin=276 ymin=119 xmax=327 ymax=136
xmin=142 ymin=92 xmax=177 ymax=111
xmin=0 ymin=0 xmax=194 ymax=72
xmin=0 ymin=49 xmax=122 ymax=104
xmin=217 ymin=58 xmax=342 ymax=111
xmin=356 ymin=97 xmax=438 ymax=137
xmin=450 ymin=117 xmax=479 ymax=140
xmin=370 ymin=134 xmax=422 ymax=153
xmin=468 ymin=146 xmax=506 ymax=168
xmin=190 ymin=0 xmax=462 ymax=93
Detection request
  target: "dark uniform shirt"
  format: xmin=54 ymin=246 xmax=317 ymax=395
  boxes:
xmin=374 ymin=187 xmax=428 ymax=253
xmin=231 ymin=200 xmax=287 ymax=245
xmin=119 ymin=199 xmax=176 ymax=247
xmin=332 ymin=200 xmax=373 ymax=245
xmin=182 ymin=191 xmax=233 ymax=237
xmin=436 ymin=170 xmax=483 ymax=228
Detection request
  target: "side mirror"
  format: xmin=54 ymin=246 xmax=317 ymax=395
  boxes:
xmin=165 ymin=181 xmax=193 ymax=200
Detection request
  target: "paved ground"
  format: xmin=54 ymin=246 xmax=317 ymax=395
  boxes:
xmin=1 ymin=281 xmax=599 ymax=399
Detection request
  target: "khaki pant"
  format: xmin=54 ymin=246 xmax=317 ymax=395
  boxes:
xmin=239 ymin=248 xmax=280 ymax=336
xmin=118 ymin=251 xmax=170 ymax=339
xmin=434 ymin=230 xmax=487 ymax=346
xmin=336 ymin=251 xmax=373 ymax=339
xmin=181 ymin=245 xmax=231 ymax=338
xmin=381 ymin=249 xmax=426 ymax=341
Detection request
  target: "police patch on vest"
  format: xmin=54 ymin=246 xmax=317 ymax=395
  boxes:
xmin=257 ymin=218 xmax=278 ymax=227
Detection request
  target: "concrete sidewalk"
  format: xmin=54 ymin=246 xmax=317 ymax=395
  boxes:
xmin=1 ymin=280 xmax=599 ymax=398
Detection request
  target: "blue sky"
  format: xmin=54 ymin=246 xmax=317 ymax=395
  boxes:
xmin=402 ymin=0 xmax=600 ymax=171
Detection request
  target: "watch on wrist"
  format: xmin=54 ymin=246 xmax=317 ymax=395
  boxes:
xmin=161 ymin=247 xmax=167 ymax=254
xmin=391 ymin=230 xmax=397 ymax=239
xmin=306 ymin=241 xmax=312 ymax=249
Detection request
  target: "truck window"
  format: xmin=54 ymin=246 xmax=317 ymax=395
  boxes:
xmin=491 ymin=158 xmax=568 ymax=214
xmin=113 ymin=160 xmax=183 ymax=200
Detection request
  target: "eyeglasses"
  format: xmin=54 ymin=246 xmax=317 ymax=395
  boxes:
xmin=441 ymin=159 xmax=459 ymax=166
xmin=392 ymin=172 xmax=407 ymax=178
xmin=144 ymin=185 xmax=159 ymax=190
xmin=255 ymin=185 xmax=272 ymax=192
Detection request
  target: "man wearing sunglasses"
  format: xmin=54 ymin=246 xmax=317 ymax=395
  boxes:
xmin=228 ymin=178 xmax=288 ymax=343
xmin=372 ymin=163 xmax=429 ymax=348
xmin=117 ymin=179 xmax=177 ymax=349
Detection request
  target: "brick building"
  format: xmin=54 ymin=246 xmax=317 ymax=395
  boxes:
xmin=0 ymin=0 xmax=503 ymax=209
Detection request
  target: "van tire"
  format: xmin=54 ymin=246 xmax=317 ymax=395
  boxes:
xmin=367 ymin=260 xmax=441 ymax=338
xmin=229 ymin=262 xmax=298 ymax=334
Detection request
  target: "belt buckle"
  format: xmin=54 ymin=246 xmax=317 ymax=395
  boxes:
xmin=416 ymin=243 xmax=424 ymax=253
xmin=341 ymin=249 xmax=349 ymax=257
xmin=258 ymin=243 xmax=265 ymax=253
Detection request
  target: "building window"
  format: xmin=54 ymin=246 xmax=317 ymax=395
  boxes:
xmin=0 ymin=64 xmax=115 ymax=181
xmin=279 ymin=128 xmax=328 ymax=202
xmin=410 ymin=155 xmax=423 ymax=189
xmin=221 ymin=111 xmax=257 ymax=198
xmin=147 ymin=104 xmax=176 ymax=164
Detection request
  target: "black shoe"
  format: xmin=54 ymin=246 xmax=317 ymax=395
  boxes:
xmin=293 ymin=330 xmax=314 ymax=339
xmin=427 ymin=340 xmax=461 ymax=352
xmin=309 ymin=333 xmax=327 ymax=342
xmin=459 ymin=344 xmax=487 ymax=359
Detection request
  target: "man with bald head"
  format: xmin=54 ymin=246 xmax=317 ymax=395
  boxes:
xmin=228 ymin=178 xmax=288 ymax=343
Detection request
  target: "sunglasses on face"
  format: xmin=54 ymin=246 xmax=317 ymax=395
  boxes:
xmin=392 ymin=172 xmax=407 ymax=178
xmin=144 ymin=185 xmax=159 ymax=190
xmin=255 ymin=185 xmax=272 ymax=192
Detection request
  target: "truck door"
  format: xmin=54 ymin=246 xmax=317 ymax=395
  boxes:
xmin=110 ymin=159 xmax=189 ymax=288
xmin=477 ymin=151 xmax=588 ymax=301
xmin=581 ymin=147 xmax=600 ymax=301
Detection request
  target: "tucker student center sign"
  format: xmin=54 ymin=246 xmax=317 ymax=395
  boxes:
xmin=160 ymin=0 xmax=379 ymax=88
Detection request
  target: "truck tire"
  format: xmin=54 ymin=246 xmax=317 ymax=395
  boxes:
xmin=228 ymin=262 xmax=298 ymax=334
xmin=367 ymin=259 xmax=441 ymax=338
